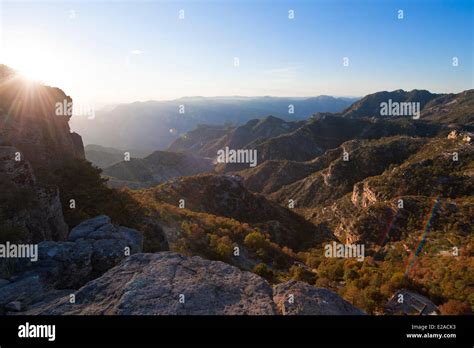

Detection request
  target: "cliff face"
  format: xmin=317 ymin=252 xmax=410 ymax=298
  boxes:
xmin=0 ymin=146 xmax=68 ymax=242
xmin=0 ymin=65 xmax=85 ymax=242
xmin=0 ymin=66 xmax=84 ymax=169
xmin=351 ymin=181 xmax=380 ymax=208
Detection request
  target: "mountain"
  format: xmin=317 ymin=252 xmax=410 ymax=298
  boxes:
xmin=340 ymin=89 xmax=439 ymax=119
xmin=1 ymin=63 xmax=472 ymax=316
xmin=267 ymin=137 xmax=429 ymax=209
xmin=421 ymin=90 xmax=474 ymax=127
xmin=304 ymin=135 xmax=473 ymax=246
xmin=340 ymin=89 xmax=474 ymax=129
xmin=166 ymin=124 xmax=231 ymax=155
xmin=132 ymin=173 xmax=333 ymax=250
xmin=213 ymin=114 xmax=442 ymax=173
xmin=168 ymin=115 xmax=305 ymax=158
xmin=102 ymin=150 xmax=214 ymax=189
xmin=71 ymin=96 xmax=358 ymax=152
xmin=85 ymin=144 xmax=151 ymax=169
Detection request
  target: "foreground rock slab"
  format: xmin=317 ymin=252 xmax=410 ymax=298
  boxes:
xmin=0 ymin=216 xmax=143 ymax=313
xmin=24 ymin=252 xmax=365 ymax=315
xmin=25 ymin=252 xmax=277 ymax=315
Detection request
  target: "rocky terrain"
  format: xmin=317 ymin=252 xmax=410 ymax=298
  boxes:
xmin=16 ymin=251 xmax=363 ymax=315
xmin=0 ymin=65 xmax=471 ymax=315
xmin=240 ymin=136 xmax=427 ymax=204
xmin=0 ymin=216 xmax=143 ymax=314
xmin=0 ymin=65 xmax=84 ymax=169
xmin=0 ymin=146 xmax=68 ymax=242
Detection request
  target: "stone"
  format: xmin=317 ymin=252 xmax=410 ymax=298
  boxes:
xmin=68 ymin=215 xmax=111 ymax=241
xmin=23 ymin=252 xmax=367 ymax=316
xmin=0 ymin=275 xmax=46 ymax=313
xmin=5 ymin=300 xmax=22 ymax=312
xmin=385 ymin=289 xmax=439 ymax=315
xmin=273 ymin=280 xmax=365 ymax=315
xmin=24 ymin=252 xmax=278 ymax=315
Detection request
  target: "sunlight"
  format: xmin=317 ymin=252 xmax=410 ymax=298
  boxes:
xmin=2 ymin=36 xmax=65 ymax=86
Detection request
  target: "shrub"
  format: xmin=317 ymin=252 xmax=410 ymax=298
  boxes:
xmin=439 ymin=300 xmax=472 ymax=315
xmin=289 ymin=264 xmax=316 ymax=284
xmin=243 ymin=231 xmax=267 ymax=250
xmin=253 ymin=263 xmax=274 ymax=281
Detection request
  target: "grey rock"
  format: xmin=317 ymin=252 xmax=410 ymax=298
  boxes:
xmin=25 ymin=252 xmax=278 ymax=315
xmin=0 ymin=146 xmax=68 ymax=242
xmin=117 ymin=226 xmax=143 ymax=254
xmin=0 ymin=279 xmax=10 ymax=288
xmin=385 ymin=289 xmax=439 ymax=315
xmin=0 ymin=275 xmax=46 ymax=311
xmin=4 ymin=216 xmax=143 ymax=296
xmin=5 ymin=301 xmax=22 ymax=312
xmin=23 ymin=252 xmax=367 ymax=316
xmin=272 ymin=280 xmax=365 ymax=315
xmin=69 ymin=215 xmax=111 ymax=241
xmin=91 ymin=239 xmax=129 ymax=274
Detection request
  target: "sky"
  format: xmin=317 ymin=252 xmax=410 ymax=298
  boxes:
xmin=0 ymin=0 xmax=472 ymax=106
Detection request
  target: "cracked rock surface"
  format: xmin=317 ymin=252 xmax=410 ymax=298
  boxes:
xmin=23 ymin=252 xmax=364 ymax=315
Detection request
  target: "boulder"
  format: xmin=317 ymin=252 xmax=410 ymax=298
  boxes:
xmin=0 ymin=216 xmax=143 ymax=312
xmin=273 ymin=280 xmax=365 ymax=315
xmin=68 ymin=215 xmax=111 ymax=241
xmin=25 ymin=252 xmax=277 ymax=315
xmin=385 ymin=289 xmax=439 ymax=315
xmin=0 ymin=275 xmax=46 ymax=314
xmin=23 ymin=252 xmax=366 ymax=316
xmin=5 ymin=301 xmax=22 ymax=312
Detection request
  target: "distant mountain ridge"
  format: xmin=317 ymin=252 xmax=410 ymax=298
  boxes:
xmin=71 ymin=95 xmax=358 ymax=152
xmin=340 ymin=89 xmax=440 ymax=119
xmin=168 ymin=115 xmax=305 ymax=157
xmin=102 ymin=150 xmax=213 ymax=189
xmin=85 ymin=144 xmax=151 ymax=169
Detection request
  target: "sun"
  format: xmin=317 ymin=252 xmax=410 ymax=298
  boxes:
xmin=2 ymin=37 xmax=63 ymax=85
xmin=12 ymin=56 xmax=58 ymax=84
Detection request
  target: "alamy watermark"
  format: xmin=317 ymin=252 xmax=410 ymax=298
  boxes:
xmin=216 ymin=147 xmax=257 ymax=167
xmin=55 ymin=99 xmax=95 ymax=119
xmin=324 ymin=241 xmax=365 ymax=261
xmin=0 ymin=242 xmax=38 ymax=262
xmin=380 ymin=99 xmax=420 ymax=119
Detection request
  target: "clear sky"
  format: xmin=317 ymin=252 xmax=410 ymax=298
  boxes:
xmin=0 ymin=0 xmax=472 ymax=105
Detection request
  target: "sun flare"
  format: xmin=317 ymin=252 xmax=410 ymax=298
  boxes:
xmin=2 ymin=37 xmax=65 ymax=86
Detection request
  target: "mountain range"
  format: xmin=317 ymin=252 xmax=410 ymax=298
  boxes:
xmin=1 ymin=63 xmax=472 ymax=316
xmin=71 ymin=96 xmax=358 ymax=152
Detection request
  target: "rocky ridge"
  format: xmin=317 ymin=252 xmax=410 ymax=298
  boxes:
xmin=21 ymin=251 xmax=364 ymax=315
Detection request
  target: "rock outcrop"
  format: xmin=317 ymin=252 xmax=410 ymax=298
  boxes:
xmin=19 ymin=251 xmax=364 ymax=315
xmin=0 ymin=146 xmax=68 ymax=242
xmin=351 ymin=181 xmax=380 ymax=208
xmin=385 ymin=289 xmax=439 ymax=315
xmin=273 ymin=280 xmax=365 ymax=315
xmin=0 ymin=66 xmax=84 ymax=169
xmin=0 ymin=216 xmax=143 ymax=314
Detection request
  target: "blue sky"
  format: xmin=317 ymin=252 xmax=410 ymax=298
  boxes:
xmin=0 ymin=0 xmax=472 ymax=105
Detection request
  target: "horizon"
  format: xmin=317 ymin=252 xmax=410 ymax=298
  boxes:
xmin=1 ymin=0 xmax=472 ymax=106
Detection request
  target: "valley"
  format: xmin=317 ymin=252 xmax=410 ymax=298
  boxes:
xmin=0 ymin=64 xmax=472 ymax=316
